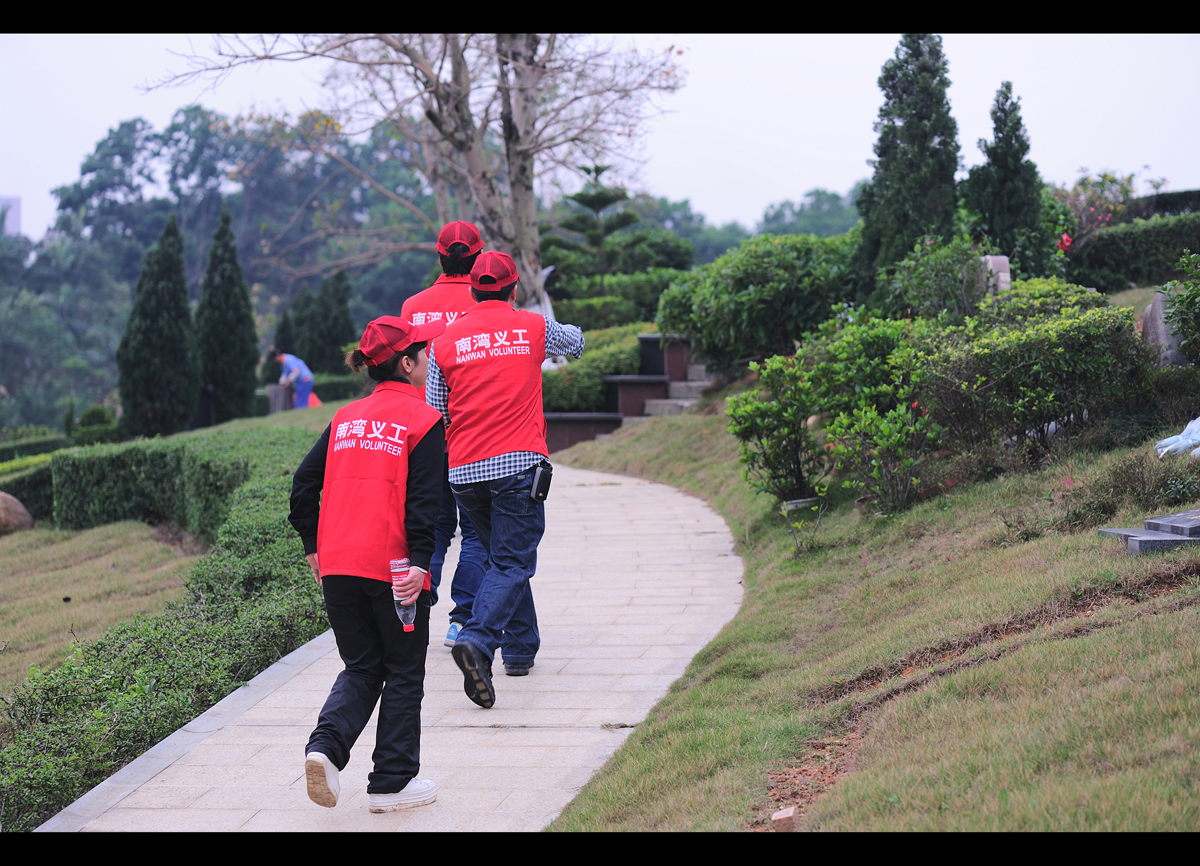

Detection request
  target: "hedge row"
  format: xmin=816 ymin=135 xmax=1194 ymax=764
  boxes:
xmin=0 ymin=464 xmax=53 ymax=521
xmin=0 ymin=427 xmax=326 ymax=832
xmin=541 ymin=322 xmax=645 ymax=413
xmin=1071 ymin=211 xmax=1200 ymax=291
xmin=0 ymin=435 xmax=69 ymax=464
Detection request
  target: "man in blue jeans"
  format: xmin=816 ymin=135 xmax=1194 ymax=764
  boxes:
xmin=426 ymin=251 xmax=584 ymax=707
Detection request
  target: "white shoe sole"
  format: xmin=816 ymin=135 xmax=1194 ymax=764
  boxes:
xmin=368 ymin=791 xmax=438 ymax=812
xmin=305 ymin=755 xmax=339 ymax=808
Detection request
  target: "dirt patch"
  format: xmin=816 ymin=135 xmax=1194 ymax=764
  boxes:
xmin=752 ymin=734 xmax=860 ymax=831
xmin=152 ymin=524 xmax=210 ymax=557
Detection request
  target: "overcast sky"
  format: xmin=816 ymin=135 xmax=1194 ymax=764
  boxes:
xmin=3 ymin=33 xmax=1199 ymax=241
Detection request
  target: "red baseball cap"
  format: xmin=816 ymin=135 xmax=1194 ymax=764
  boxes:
xmin=435 ymin=220 xmax=484 ymax=256
xmin=358 ymin=315 xmax=446 ymax=365
xmin=470 ymin=250 xmax=519 ymax=292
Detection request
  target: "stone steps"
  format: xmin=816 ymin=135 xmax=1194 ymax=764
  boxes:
xmin=1099 ymin=506 xmax=1200 ymax=553
xmin=644 ymin=398 xmax=696 ymax=416
xmin=669 ymin=380 xmax=708 ymax=400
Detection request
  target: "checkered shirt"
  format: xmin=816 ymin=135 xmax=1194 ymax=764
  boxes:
xmin=427 ymin=316 xmax=585 ymax=485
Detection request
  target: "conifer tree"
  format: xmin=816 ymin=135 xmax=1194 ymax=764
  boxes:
xmin=195 ymin=206 xmax=259 ymax=423
xmin=962 ymin=81 xmax=1044 ymax=270
xmin=856 ymin=34 xmax=961 ymax=286
xmin=116 ymin=214 xmax=199 ymax=436
xmin=292 ymin=274 xmax=357 ymax=374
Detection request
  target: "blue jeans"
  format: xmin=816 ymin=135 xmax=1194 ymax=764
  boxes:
xmin=451 ymin=469 xmax=543 ymax=665
xmin=429 ymin=461 xmax=488 ymax=619
xmin=293 ymin=377 xmax=313 ymax=409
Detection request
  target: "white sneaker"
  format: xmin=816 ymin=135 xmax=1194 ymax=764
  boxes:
xmin=368 ymin=778 xmax=438 ymax=812
xmin=305 ymin=752 xmax=340 ymax=808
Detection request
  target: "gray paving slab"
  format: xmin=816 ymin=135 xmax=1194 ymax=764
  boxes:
xmin=40 ymin=465 xmax=742 ymax=832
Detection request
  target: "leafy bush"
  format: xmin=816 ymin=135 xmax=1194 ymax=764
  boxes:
xmin=974 ymin=277 xmax=1106 ymax=328
xmin=726 ymin=355 xmax=830 ymax=502
xmin=559 ymin=268 xmax=683 ymax=324
xmin=656 ymin=230 xmax=859 ymax=371
xmin=799 ymin=307 xmax=937 ymax=420
xmin=1162 ymin=250 xmax=1200 ymax=363
xmin=0 ymin=427 xmax=324 ymax=832
xmin=922 ymin=306 xmax=1150 ymax=453
xmin=1069 ymin=211 xmax=1200 ymax=292
xmin=1151 ymin=365 xmax=1200 ymax=429
xmin=0 ymin=453 xmax=52 ymax=478
xmin=0 ymin=463 xmax=53 ymax=520
xmin=541 ymin=323 xmax=645 ymax=412
xmin=553 ymin=296 xmax=639 ymax=331
xmin=828 ymin=395 xmax=941 ymax=513
xmin=878 ymin=235 xmax=991 ymax=321
xmin=0 ymin=435 xmax=69 ymax=464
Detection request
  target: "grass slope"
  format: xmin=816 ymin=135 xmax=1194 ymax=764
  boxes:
xmin=551 ymin=408 xmax=1200 ymax=831
xmin=0 ymin=523 xmax=201 ymax=691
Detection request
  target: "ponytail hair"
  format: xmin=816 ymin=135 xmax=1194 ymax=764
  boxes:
xmin=345 ymin=341 xmax=428 ymax=384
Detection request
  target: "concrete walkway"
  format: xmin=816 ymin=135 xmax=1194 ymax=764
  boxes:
xmin=41 ymin=466 xmax=743 ymax=832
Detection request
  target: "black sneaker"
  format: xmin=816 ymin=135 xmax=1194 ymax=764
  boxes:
xmin=504 ymin=660 xmax=535 ymax=677
xmin=452 ymin=641 xmax=495 ymax=708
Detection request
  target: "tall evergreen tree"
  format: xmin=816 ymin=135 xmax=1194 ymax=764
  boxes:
xmin=856 ymin=34 xmax=961 ymax=287
xmin=116 ymin=214 xmax=199 ymax=436
xmin=292 ymin=274 xmax=357 ymax=374
xmin=195 ymin=206 xmax=259 ymax=423
xmin=961 ymin=82 xmax=1044 ymax=268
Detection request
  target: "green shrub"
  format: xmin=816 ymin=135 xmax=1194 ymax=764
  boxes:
xmin=975 ymin=277 xmax=1107 ymax=328
xmin=1056 ymin=450 xmax=1200 ymax=532
xmin=312 ymin=373 xmax=367 ymax=403
xmin=0 ymin=453 xmax=52 ymax=478
xmin=1070 ymin=211 xmax=1200 ymax=291
xmin=800 ymin=307 xmax=938 ymax=420
xmin=0 ymin=463 xmax=54 ymax=521
xmin=828 ymin=395 xmax=941 ymax=513
xmin=70 ymin=423 xmax=122 ymax=447
xmin=922 ymin=306 xmax=1150 ymax=453
xmin=879 ymin=235 xmax=990 ymax=321
xmin=726 ymin=355 xmax=830 ymax=502
xmin=1162 ymin=250 xmax=1200 ymax=363
xmin=0 ymin=435 xmax=69 ymax=464
xmin=1151 ymin=365 xmax=1200 ymax=429
xmin=553 ymin=296 xmax=639 ymax=331
xmin=541 ymin=323 xmax=644 ymax=412
xmin=0 ymin=426 xmax=324 ymax=832
xmin=656 ymin=230 xmax=859 ymax=372
xmin=561 ymin=268 xmax=683 ymax=323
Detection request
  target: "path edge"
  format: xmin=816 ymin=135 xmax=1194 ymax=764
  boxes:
xmin=35 ymin=629 xmax=337 ymax=832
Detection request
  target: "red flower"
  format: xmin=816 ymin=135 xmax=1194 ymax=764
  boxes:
xmin=1058 ymin=233 xmax=1073 ymax=252
xmin=911 ymin=401 xmax=919 ymax=409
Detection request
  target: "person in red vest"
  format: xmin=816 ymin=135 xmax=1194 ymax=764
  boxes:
xmin=400 ymin=221 xmax=489 ymax=650
xmin=288 ymin=314 xmax=447 ymax=813
xmin=425 ymin=251 xmax=584 ymax=708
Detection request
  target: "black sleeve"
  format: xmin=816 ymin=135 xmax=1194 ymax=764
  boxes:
xmin=404 ymin=420 xmax=446 ymax=572
xmin=289 ymin=424 xmax=331 ymax=556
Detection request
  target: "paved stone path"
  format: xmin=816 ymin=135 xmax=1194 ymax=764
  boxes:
xmin=41 ymin=466 xmax=742 ymax=832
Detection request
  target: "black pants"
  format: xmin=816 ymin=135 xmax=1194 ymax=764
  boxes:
xmin=306 ymin=575 xmax=431 ymax=794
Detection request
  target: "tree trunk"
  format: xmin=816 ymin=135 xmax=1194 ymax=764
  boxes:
xmin=496 ymin=33 xmax=551 ymax=316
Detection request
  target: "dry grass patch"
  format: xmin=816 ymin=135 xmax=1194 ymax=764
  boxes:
xmin=0 ymin=522 xmax=203 ymax=691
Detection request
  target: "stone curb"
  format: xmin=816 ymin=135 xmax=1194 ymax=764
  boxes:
xmin=35 ymin=629 xmax=337 ymax=833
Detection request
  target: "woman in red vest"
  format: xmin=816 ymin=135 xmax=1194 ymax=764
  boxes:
xmin=288 ymin=315 xmax=446 ymax=813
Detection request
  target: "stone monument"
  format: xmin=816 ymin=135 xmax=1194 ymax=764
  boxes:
xmin=1142 ymin=291 xmax=1190 ymax=367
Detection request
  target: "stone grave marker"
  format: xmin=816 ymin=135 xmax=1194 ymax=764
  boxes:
xmin=1099 ymin=506 xmax=1200 ymax=553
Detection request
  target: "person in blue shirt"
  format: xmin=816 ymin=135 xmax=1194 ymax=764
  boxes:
xmin=271 ymin=347 xmax=315 ymax=409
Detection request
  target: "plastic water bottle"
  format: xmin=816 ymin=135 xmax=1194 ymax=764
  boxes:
xmin=391 ymin=558 xmax=416 ymax=633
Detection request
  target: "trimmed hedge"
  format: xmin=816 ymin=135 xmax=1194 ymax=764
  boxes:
xmin=0 ymin=436 xmax=69 ymax=464
xmin=922 ymin=306 xmax=1150 ymax=451
xmin=975 ymin=277 xmax=1107 ymax=328
xmin=541 ymin=322 xmax=645 ymax=412
xmin=0 ymin=427 xmax=325 ymax=832
xmin=657 ymin=230 xmax=859 ymax=372
xmin=312 ymin=373 xmax=367 ymax=403
xmin=1070 ymin=211 xmax=1200 ymax=291
xmin=0 ymin=464 xmax=54 ymax=521
xmin=553 ymin=296 xmax=639 ymax=331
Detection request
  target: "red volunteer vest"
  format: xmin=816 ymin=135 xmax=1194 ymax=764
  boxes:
xmin=433 ymin=301 xmax=547 ymax=469
xmin=401 ymin=275 xmax=476 ymax=402
xmin=317 ymin=380 xmax=442 ymax=584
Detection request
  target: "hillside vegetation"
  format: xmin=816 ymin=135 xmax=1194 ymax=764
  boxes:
xmin=552 ymin=407 xmax=1200 ymax=831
